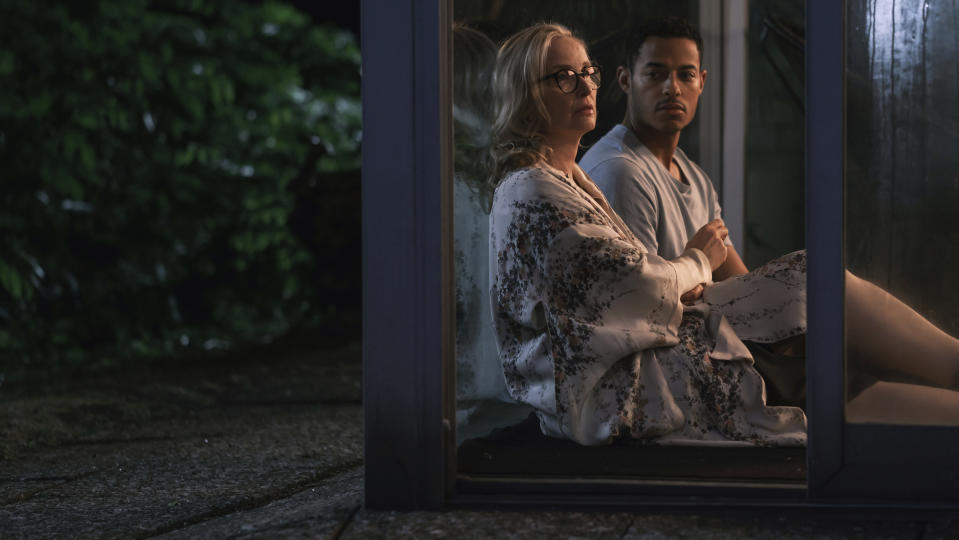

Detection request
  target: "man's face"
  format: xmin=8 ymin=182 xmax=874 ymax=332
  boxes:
xmin=618 ymin=37 xmax=706 ymax=135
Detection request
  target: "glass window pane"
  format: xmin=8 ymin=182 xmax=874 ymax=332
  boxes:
xmin=845 ymin=0 xmax=959 ymax=425
xmin=452 ymin=1 xmax=810 ymax=482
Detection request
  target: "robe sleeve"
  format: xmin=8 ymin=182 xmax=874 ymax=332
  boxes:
xmin=490 ymin=167 xmax=711 ymax=443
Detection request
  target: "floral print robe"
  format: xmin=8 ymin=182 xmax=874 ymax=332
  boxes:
xmin=489 ymin=164 xmax=807 ymax=446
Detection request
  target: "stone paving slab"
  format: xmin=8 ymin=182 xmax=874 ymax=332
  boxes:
xmin=0 ymin=342 xmax=361 ymax=462
xmin=337 ymin=508 xmax=930 ymax=540
xmin=342 ymin=509 xmax=636 ymax=539
xmin=3 ymin=341 xmax=958 ymax=539
xmin=623 ymin=514 xmax=924 ymax=539
xmin=0 ymin=403 xmax=361 ymax=539
xmin=155 ymin=466 xmax=363 ymax=539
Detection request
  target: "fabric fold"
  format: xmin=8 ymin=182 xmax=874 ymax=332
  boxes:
xmin=490 ymin=165 xmax=807 ymax=446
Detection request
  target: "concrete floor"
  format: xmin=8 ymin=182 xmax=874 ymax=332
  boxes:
xmin=2 ymin=342 xmax=956 ymax=539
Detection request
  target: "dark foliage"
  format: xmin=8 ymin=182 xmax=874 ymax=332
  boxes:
xmin=0 ymin=0 xmax=361 ymax=379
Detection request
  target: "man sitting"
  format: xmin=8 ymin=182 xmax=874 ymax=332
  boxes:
xmin=581 ymin=17 xmax=805 ymax=404
xmin=580 ymin=16 xmax=747 ymax=300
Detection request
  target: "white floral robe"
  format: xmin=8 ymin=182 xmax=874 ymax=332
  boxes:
xmin=489 ymin=164 xmax=807 ymax=446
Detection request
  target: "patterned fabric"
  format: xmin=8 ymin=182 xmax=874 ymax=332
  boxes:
xmin=704 ymin=250 xmax=808 ymax=344
xmin=489 ymin=164 xmax=807 ymax=446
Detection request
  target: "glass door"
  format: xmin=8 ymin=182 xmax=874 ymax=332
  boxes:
xmin=452 ymin=0 xmax=811 ymax=491
xmin=362 ymin=0 xmax=959 ymax=507
xmin=808 ymin=0 xmax=959 ymax=500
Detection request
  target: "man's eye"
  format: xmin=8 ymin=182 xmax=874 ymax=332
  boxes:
xmin=644 ymin=71 xmax=665 ymax=80
xmin=680 ymin=71 xmax=697 ymax=81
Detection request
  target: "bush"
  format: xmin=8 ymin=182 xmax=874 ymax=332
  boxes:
xmin=0 ymin=0 xmax=361 ymax=379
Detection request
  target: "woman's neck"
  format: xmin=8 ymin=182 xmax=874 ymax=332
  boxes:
xmin=544 ymin=133 xmax=580 ymax=177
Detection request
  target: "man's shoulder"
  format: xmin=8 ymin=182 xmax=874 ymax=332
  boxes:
xmin=581 ymin=152 xmax=648 ymax=177
xmin=582 ymin=126 xmax=640 ymax=167
xmin=581 ymin=130 xmax=657 ymax=184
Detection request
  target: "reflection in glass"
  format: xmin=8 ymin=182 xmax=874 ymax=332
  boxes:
xmin=451 ymin=24 xmax=522 ymax=431
xmin=845 ymin=0 xmax=959 ymax=424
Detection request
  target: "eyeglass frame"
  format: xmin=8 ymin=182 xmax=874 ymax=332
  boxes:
xmin=539 ymin=65 xmax=602 ymax=94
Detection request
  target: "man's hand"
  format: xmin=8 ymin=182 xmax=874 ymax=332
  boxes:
xmin=681 ymin=284 xmax=704 ymax=304
xmin=685 ymin=219 xmax=728 ymax=271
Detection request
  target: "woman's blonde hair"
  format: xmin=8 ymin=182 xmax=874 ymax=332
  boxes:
xmin=488 ymin=23 xmax=584 ymax=192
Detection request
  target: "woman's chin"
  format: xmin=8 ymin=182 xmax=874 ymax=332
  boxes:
xmin=545 ymin=120 xmax=597 ymax=140
xmin=572 ymin=118 xmax=596 ymax=135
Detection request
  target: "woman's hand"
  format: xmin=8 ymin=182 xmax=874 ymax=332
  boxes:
xmin=685 ymin=219 xmax=728 ymax=271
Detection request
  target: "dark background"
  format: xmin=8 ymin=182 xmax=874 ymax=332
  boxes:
xmin=278 ymin=1 xmax=359 ymax=37
xmin=0 ymin=0 xmax=362 ymax=383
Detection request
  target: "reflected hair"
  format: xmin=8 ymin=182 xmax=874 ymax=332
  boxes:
xmin=489 ymin=23 xmax=585 ymax=191
xmin=453 ymin=23 xmax=497 ymax=206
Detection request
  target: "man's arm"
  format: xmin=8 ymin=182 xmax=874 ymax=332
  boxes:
xmin=712 ymin=245 xmax=747 ymax=281
xmin=699 ymin=161 xmax=747 ymax=281
xmin=682 ymin=238 xmax=745 ymax=304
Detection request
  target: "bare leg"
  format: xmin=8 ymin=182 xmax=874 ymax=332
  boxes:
xmin=846 ymin=271 xmax=959 ymax=387
xmin=847 ymin=381 xmax=959 ymax=425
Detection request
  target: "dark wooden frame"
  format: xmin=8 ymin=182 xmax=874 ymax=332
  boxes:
xmin=361 ymin=0 xmax=454 ymax=510
xmin=803 ymin=0 xmax=845 ymax=498
xmin=362 ymin=0 xmax=959 ymax=510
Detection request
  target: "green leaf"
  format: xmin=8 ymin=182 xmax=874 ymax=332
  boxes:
xmin=1 ymin=0 xmax=360 ymax=379
xmin=0 ymin=259 xmax=28 ymax=300
xmin=0 ymin=50 xmax=14 ymax=75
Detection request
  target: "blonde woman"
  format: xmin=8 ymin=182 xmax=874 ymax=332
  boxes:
xmin=488 ymin=23 xmax=959 ymax=446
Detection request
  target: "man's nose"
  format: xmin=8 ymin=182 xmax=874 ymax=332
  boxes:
xmin=662 ymin=74 xmax=681 ymax=96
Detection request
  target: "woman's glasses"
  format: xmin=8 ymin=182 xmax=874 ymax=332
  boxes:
xmin=541 ymin=65 xmax=602 ymax=94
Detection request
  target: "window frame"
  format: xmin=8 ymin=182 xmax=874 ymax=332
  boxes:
xmin=803 ymin=0 xmax=845 ymax=499
xmin=361 ymin=0 xmax=454 ymax=510
xmin=361 ymin=0 xmax=959 ymax=510
xmin=806 ymin=0 xmax=959 ymax=502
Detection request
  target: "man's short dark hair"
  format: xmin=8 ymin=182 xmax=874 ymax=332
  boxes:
xmin=624 ymin=16 xmax=704 ymax=70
